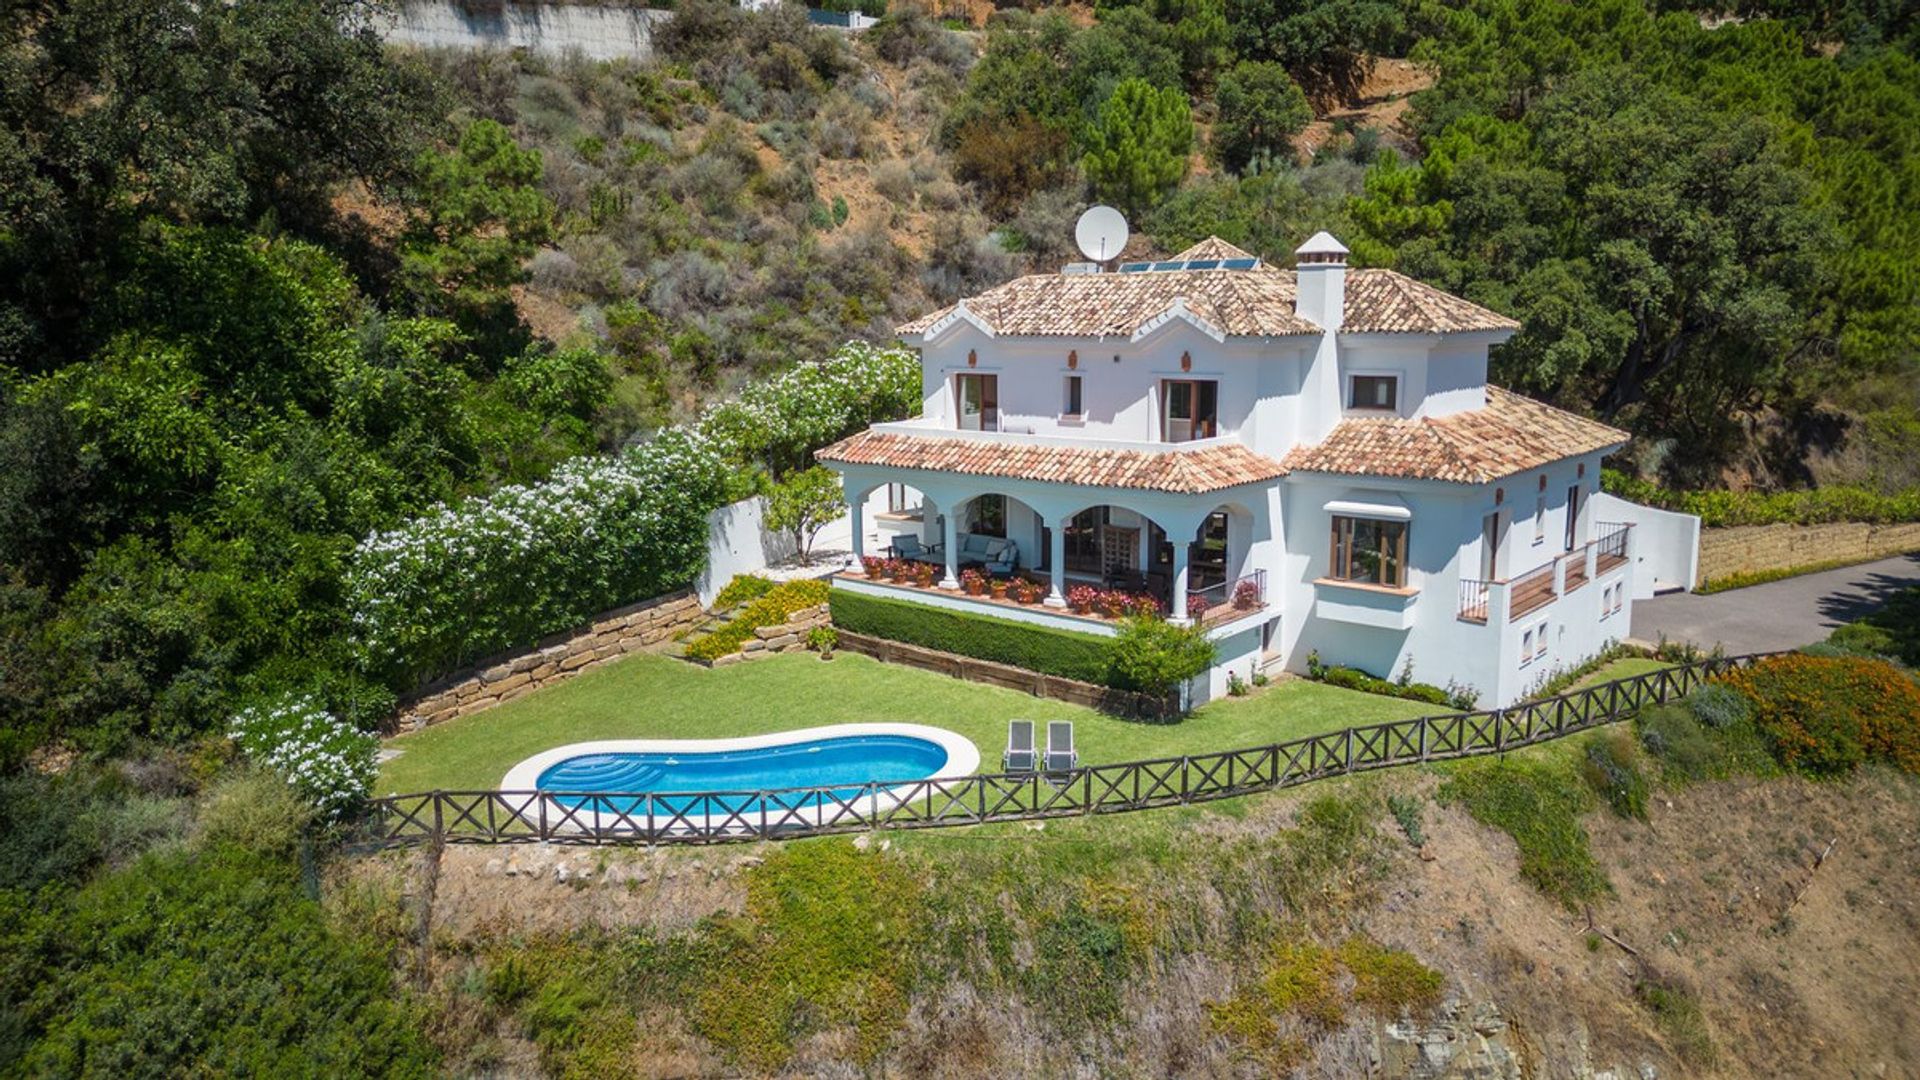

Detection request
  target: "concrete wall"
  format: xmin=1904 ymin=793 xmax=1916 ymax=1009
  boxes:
xmin=1591 ymin=492 xmax=1699 ymax=598
xmin=377 ymin=1 xmax=667 ymax=60
xmin=698 ymin=497 xmax=800 ymax=607
xmin=394 ymin=590 xmax=703 ymax=731
xmin=1697 ymin=521 xmax=1920 ymax=588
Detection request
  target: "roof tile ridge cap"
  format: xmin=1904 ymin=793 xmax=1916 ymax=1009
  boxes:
xmin=1384 ymin=268 xmax=1455 ymax=330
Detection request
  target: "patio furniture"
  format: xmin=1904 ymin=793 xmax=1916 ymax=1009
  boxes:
xmin=1003 ymin=719 xmax=1036 ymax=772
xmin=1044 ymin=721 xmax=1077 ymax=773
xmin=891 ymin=535 xmax=940 ymax=563
xmin=956 ymin=533 xmax=1018 ymax=575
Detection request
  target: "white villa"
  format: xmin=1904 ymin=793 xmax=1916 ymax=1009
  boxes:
xmin=818 ymin=234 xmax=1642 ymax=707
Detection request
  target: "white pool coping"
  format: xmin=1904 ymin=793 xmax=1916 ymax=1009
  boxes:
xmin=499 ymin=722 xmax=982 ymax=836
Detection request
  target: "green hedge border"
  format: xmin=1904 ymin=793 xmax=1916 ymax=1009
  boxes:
xmin=827 ymin=589 xmax=1116 ymax=686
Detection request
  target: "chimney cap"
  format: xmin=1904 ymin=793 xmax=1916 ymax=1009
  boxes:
xmin=1294 ymin=231 xmax=1349 ymax=262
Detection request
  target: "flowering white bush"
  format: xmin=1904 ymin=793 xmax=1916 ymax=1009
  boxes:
xmin=345 ymin=341 xmax=920 ymax=684
xmin=229 ymin=694 xmax=378 ymax=821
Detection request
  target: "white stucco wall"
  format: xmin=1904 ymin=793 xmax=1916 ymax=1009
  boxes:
xmin=377 ymin=2 xmax=667 ymax=60
xmin=1591 ymin=492 xmax=1699 ymax=597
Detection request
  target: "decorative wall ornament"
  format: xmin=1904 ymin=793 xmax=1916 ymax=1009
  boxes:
xmin=1180 ymin=350 xmax=1192 ymax=372
xmin=967 ymin=349 xmax=977 ymax=367
xmin=1495 ymin=487 xmax=1505 ymax=505
xmin=1067 ymin=349 xmax=1078 ymax=370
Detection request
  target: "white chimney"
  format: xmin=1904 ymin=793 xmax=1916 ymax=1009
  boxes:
xmin=1293 ymin=231 xmax=1348 ymax=331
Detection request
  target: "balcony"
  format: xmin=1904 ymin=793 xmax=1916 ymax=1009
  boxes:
xmin=1458 ymin=521 xmax=1633 ymax=625
xmin=833 ymin=566 xmax=1267 ymax=638
xmin=867 ymin=418 xmax=1245 ymax=456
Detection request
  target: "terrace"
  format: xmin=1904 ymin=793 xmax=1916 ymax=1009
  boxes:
xmin=834 ymin=562 xmax=1270 ymax=636
xmin=1457 ymin=521 xmax=1632 ymax=625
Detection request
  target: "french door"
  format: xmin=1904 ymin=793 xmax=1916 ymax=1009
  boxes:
xmin=956 ymin=374 xmax=998 ymax=431
xmin=1162 ymin=379 xmax=1218 ymax=442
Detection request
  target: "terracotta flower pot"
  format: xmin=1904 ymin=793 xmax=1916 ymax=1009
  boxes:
xmin=965 ymin=582 xmax=985 ymax=596
xmin=990 ymin=583 xmax=1008 ymax=599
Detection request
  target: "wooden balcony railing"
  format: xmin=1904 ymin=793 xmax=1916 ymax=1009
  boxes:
xmin=1455 ymin=523 xmax=1635 ymax=623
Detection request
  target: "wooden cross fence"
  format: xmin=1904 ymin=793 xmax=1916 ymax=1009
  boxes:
xmin=356 ymin=652 xmax=1780 ymax=849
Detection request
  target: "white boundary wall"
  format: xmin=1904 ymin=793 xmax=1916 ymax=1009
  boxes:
xmin=1592 ymin=493 xmax=1700 ymax=598
xmin=377 ymin=2 xmax=668 ymax=60
xmin=698 ymin=497 xmax=798 ymax=607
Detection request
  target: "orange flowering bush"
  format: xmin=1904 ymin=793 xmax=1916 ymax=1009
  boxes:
xmin=1717 ymin=655 xmax=1920 ymax=776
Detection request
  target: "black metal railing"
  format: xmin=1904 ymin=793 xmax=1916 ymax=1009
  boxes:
xmin=357 ymin=652 xmax=1778 ymax=849
xmin=1189 ymin=569 xmax=1267 ymax=624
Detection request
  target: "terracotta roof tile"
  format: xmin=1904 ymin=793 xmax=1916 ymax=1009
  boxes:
xmin=896 ymin=239 xmax=1519 ymax=339
xmin=1281 ymin=387 xmax=1628 ymax=484
xmin=817 ymin=430 xmax=1288 ymax=494
xmin=1341 ymin=269 xmax=1522 ymax=335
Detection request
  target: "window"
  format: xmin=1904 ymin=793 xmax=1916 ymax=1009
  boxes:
xmin=1349 ymin=374 xmax=1398 ymax=411
xmin=1534 ymin=623 xmax=1548 ymax=659
xmin=970 ymin=494 xmax=1006 ymax=537
xmin=1565 ymin=484 xmax=1581 ymax=550
xmin=1063 ymin=375 xmax=1083 ymax=418
xmin=1162 ymin=379 xmax=1218 ymax=442
xmin=1612 ymin=584 xmax=1624 ymax=614
xmin=1533 ymin=495 xmax=1546 ymax=545
xmin=1328 ymin=516 xmax=1409 ymax=588
xmin=1521 ymin=627 xmax=1534 ymax=661
xmin=955 ymin=373 xmax=998 ymax=431
xmin=886 ymin=483 xmax=911 ymax=514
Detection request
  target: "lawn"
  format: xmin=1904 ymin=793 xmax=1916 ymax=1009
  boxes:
xmin=376 ymin=652 xmax=1434 ymax=793
xmin=1564 ymin=656 xmax=1673 ymax=692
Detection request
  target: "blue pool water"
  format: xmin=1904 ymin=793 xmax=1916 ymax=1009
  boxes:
xmin=537 ymin=734 xmax=952 ymax=821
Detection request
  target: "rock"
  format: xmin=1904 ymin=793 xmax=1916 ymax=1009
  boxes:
xmin=853 ymin=834 xmax=871 ymax=850
xmin=504 ymin=859 xmax=522 ymax=877
xmin=484 ymin=858 xmax=504 ymax=876
xmin=553 ymin=863 xmax=571 ymax=883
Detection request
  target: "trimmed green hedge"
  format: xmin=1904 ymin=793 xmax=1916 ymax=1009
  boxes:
xmin=1602 ymin=469 xmax=1920 ymax=528
xmin=828 ymin=590 xmax=1116 ymax=686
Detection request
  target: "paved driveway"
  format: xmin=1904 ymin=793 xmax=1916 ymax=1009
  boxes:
xmin=1630 ymin=552 xmax=1920 ymax=654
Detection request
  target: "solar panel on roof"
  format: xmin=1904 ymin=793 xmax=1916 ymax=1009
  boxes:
xmin=1184 ymin=259 xmax=1221 ymax=270
xmin=1221 ymin=258 xmax=1259 ymax=270
xmin=1151 ymin=260 xmax=1184 ymax=271
xmin=1119 ymin=262 xmax=1153 ymax=272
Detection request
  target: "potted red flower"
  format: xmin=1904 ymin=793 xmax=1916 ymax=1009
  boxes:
xmin=1232 ymin=578 xmax=1261 ymax=609
xmin=1186 ymin=593 xmax=1212 ymax=621
xmin=1014 ymin=579 xmax=1044 ymax=604
xmin=913 ymin=562 xmax=937 ymax=587
xmin=960 ymin=568 xmax=986 ymax=596
xmin=861 ymin=555 xmax=886 ymax=579
xmin=1067 ymin=584 xmax=1098 ymax=614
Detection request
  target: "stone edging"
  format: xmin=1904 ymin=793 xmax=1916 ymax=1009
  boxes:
xmin=699 ymin=603 xmax=832 ymax=667
xmin=394 ymin=591 xmax=704 ymax=732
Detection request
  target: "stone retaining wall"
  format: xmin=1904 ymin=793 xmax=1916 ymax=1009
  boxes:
xmin=704 ymin=604 xmax=832 ymax=666
xmin=1697 ymin=521 xmax=1920 ymax=586
xmin=395 ymin=590 xmax=703 ymax=731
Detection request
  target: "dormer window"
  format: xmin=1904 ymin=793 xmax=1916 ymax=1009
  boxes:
xmin=1349 ymin=374 xmax=1398 ymax=412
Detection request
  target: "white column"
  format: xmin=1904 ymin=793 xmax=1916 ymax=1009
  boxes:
xmin=1170 ymin=540 xmax=1191 ymax=625
xmin=848 ymin=495 xmax=864 ymax=561
xmin=1046 ymin=518 xmax=1068 ymax=607
xmin=940 ymin=503 xmax=960 ymax=589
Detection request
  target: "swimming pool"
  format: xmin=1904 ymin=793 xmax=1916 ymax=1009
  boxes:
xmin=499 ymin=723 xmax=981 ymax=831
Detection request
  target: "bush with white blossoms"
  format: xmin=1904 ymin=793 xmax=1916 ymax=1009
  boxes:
xmin=229 ymin=693 xmax=379 ymax=821
xmin=345 ymin=341 xmax=920 ymax=685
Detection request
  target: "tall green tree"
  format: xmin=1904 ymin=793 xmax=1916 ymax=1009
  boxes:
xmin=1212 ymin=60 xmax=1314 ymax=173
xmin=397 ymin=119 xmax=552 ymax=346
xmin=1081 ymin=78 xmax=1195 ymax=214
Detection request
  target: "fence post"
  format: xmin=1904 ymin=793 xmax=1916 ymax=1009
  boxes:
xmin=433 ymin=791 xmax=443 ymax=841
xmin=1419 ymin=718 xmax=1429 ymax=762
xmin=1493 ymin=712 xmax=1506 ymax=752
xmin=537 ymin=790 xmax=547 ymax=841
xmin=1343 ymin=728 xmax=1354 ymax=772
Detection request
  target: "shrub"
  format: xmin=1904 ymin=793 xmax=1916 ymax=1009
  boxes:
xmin=1313 ymin=663 xmax=1453 ymax=707
xmin=1579 ymin=730 xmax=1649 ymax=820
xmin=1386 ymin=792 xmax=1425 ymax=847
xmin=228 ymin=693 xmax=377 ymax=822
xmin=1636 ymin=977 xmax=1716 ymax=1066
xmin=1717 ymin=655 xmax=1920 ymax=776
xmin=805 ymin=625 xmax=838 ymax=653
xmin=1827 ymin=585 xmax=1920 ymax=665
xmin=828 ymin=590 xmax=1115 ymax=685
xmin=1601 ymin=469 xmax=1920 ymax=528
xmin=1109 ymin=615 xmax=1215 ymax=704
xmin=714 ymin=573 xmax=777 ymax=610
xmin=1686 ymin=683 xmax=1751 ymax=731
xmin=4 ymin=844 xmax=433 ymax=1076
xmin=194 ymin=768 xmax=314 ymax=855
xmin=686 ymin=579 xmax=830 ymax=660
xmin=1439 ymin=758 xmax=1610 ymax=907
xmin=764 ymin=466 xmax=843 ymax=563
xmin=1338 ymin=935 xmax=1444 ymax=1016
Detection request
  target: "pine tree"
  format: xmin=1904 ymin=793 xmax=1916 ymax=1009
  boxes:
xmin=1080 ymin=79 xmax=1194 ymax=215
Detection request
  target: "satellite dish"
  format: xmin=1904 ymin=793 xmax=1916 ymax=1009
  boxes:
xmin=1075 ymin=205 xmax=1130 ymax=264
